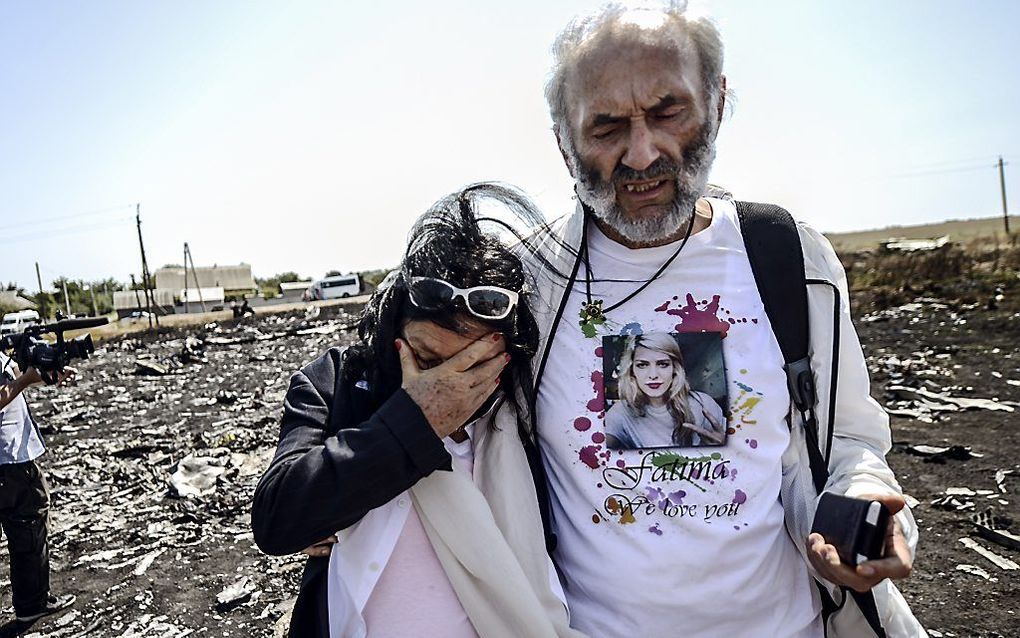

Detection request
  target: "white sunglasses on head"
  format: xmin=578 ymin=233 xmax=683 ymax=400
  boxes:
xmin=407 ymin=276 xmax=519 ymax=320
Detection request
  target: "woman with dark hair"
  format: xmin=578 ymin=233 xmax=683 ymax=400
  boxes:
xmin=251 ymin=184 xmax=582 ymax=638
xmin=604 ymin=333 xmax=725 ymax=449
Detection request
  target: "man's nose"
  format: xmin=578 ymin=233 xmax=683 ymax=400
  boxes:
xmin=621 ymin=118 xmax=660 ymax=172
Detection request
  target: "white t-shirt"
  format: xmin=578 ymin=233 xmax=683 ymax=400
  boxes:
xmin=536 ymin=199 xmax=822 ymax=637
xmin=0 ymin=353 xmax=45 ymax=465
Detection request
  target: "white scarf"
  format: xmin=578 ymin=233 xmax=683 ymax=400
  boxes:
xmin=411 ymin=402 xmax=585 ymax=638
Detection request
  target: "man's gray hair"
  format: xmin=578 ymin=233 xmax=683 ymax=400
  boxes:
xmin=545 ymin=1 xmax=724 ymax=149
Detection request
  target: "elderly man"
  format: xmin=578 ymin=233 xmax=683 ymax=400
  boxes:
xmin=528 ymin=3 xmax=924 ymax=637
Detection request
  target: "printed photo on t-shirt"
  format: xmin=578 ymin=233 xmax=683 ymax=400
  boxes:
xmin=602 ymin=332 xmax=728 ymax=449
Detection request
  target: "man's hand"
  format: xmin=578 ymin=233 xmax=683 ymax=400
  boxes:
xmin=301 ymin=535 xmax=337 ymax=558
xmin=807 ymin=493 xmax=913 ymax=593
xmin=24 ymin=366 xmax=77 ymax=387
xmin=53 ymin=366 xmax=78 ymax=386
xmin=396 ymin=334 xmax=508 ymax=439
xmin=20 ymin=366 xmax=44 ymax=386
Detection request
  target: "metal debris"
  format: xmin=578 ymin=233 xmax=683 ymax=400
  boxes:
xmin=932 ymin=495 xmax=974 ymax=511
xmin=995 ymin=469 xmax=1013 ymax=494
xmin=888 ymin=385 xmax=1014 ymax=413
xmin=901 ymin=444 xmax=982 ymax=463
xmin=216 ymin=577 xmax=256 ymax=612
xmin=959 ymin=537 xmax=1020 ymax=571
xmin=972 ymin=509 xmax=1020 ymax=552
xmin=946 ymin=487 xmax=976 ymax=496
xmin=169 ymin=451 xmax=230 ymax=498
xmin=135 ymin=358 xmax=171 ymax=376
xmin=955 ymin=563 xmax=996 ymax=581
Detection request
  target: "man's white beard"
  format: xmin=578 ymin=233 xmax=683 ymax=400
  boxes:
xmin=573 ymin=126 xmax=717 ymax=245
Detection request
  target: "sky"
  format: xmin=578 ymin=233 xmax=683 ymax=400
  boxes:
xmin=2 ymin=0 xmax=1018 ymax=291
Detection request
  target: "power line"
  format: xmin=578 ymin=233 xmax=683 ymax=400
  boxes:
xmin=0 ymin=217 xmax=133 ymax=245
xmin=895 ymin=155 xmax=1004 ymax=172
xmin=882 ymin=161 xmax=1001 ymax=181
xmin=0 ymin=203 xmax=136 ymax=232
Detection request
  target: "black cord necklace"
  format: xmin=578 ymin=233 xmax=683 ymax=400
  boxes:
xmin=578 ymin=206 xmax=697 ymax=337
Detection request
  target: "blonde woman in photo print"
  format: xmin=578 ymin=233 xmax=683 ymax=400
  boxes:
xmin=604 ymin=333 xmax=726 ymax=450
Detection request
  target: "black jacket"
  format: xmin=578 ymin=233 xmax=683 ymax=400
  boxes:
xmin=251 ymin=347 xmax=449 ymax=636
xmin=250 ymin=348 xmax=553 ymax=637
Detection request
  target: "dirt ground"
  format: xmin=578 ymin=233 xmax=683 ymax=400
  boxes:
xmin=854 ymin=289 xmax=1020 ymax=638
xmin=1 ymin=286 xmax=1019 ymax=636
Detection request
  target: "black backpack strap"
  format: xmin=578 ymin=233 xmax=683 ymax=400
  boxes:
xmin=734 ymin=201 xmax=827 ymax=494
xmin=736 ymin=201 xmax=887 ymax=638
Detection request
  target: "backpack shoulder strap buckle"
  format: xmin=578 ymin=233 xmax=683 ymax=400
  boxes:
xmin=785 ymin=356 xmax=816 ymax=415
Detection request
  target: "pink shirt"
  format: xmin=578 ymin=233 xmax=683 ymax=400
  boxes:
xmin=362 ymin=429 xmax=479 ymax=638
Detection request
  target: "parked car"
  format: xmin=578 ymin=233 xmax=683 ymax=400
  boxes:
xmin=1 ymin=309 xmax=40 ymax=336
xmin=304 ymin=274 xmax=362 ymax=301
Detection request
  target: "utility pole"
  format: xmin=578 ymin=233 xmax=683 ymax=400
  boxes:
xmin=89 ymin=285 xmax=99 ymax=317
xmin=184 ymin=242 xmax=207 ymax=312
xmin=131 ymin=274 xmax=142 ymax=313
xmin=135 ymin=204 xmax=158 ymax=328
xmin=999 ymin=156 xmax=1010 ymax=236
xmin=35 ymin=262 xmax=43 ymax=294
xmin=61 ymin=279 xmax=71 ymax=317
xmin=183 ymin=244 xmax=189 ymax=315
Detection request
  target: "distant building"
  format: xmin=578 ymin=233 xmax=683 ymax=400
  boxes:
xmin=0 ymin=291 xmax=37 ymax=312
xmin=179 ymin=287 xmax=226 ymax=313
xmin=154 ymin=264 xmax=257 ymax=299
xmin=112 ymin=289 xmax=175 ymax=319
xmin=279 ymin=280 xmax=313 ymax=301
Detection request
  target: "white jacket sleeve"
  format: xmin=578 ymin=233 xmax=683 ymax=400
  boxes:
xmin=799 ymin=224 xmax=918 ymax=558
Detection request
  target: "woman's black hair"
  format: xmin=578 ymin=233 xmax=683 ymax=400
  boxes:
xmin=342 ymin=182 xmax=544 ymax=440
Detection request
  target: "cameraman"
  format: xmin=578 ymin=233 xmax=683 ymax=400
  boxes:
xmin=0 ymin=351 xmax=76 ymax=623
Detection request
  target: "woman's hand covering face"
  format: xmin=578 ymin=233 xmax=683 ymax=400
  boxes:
xmin=396 ymin=324 xmax=509 ymax=439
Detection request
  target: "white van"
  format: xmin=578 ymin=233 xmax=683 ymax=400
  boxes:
xmin=306 ymin=274 xmax=361 ymax=301
xmin=1 ymin=309 xmax=41 ymax=336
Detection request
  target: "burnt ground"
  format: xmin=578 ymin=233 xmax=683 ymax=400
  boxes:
xmin=856 ymin=290 xmax=1020 ymax=638
xmin=1 ymin=290 xmax=1019 ymax=637
xmin=0 ymin=304 xmax=363 ymax=638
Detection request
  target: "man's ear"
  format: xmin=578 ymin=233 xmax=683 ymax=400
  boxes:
xmin=554 ymin=127 xmax=576 ymax=179
xmin=716 ymin=75 xmax=727 ymax=125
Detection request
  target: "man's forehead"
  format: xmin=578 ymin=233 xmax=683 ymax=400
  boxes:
xmin=566 ymin=38 xmax=701 ymax=122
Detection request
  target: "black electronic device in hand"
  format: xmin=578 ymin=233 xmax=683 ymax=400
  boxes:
xmin=811 ymin=493 xmax=890 ymax=566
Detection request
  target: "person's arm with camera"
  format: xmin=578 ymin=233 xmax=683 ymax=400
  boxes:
xmin=801 ymin=226 xmax=915 ymax=594
xmin=1 ymin=362 xmax=76 ymax=410
xmin=251 ymin=335 xmax=507 ymax=557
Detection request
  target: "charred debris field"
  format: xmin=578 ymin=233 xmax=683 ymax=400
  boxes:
xmin=2 ymin=281 xmax=1020 ymax=636
xmin=1 ymin=304 xmax=362 ymax=637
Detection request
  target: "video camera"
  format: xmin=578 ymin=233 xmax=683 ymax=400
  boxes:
xmin=0 ymin=317 xmax=108 ymax=384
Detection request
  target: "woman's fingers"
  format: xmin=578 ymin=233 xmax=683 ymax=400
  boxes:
xmin=445 ymin=333 xmax=504 ymax=372
xmin=465 ymin=352 xmax=510 ymax=389
xmin=394 ymin=338 xmax=420 ymax=379
xmin=398 ymin=333 xmax=512 ymax=438
xmin=300 ymin=535 xmax=338 ymax=558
